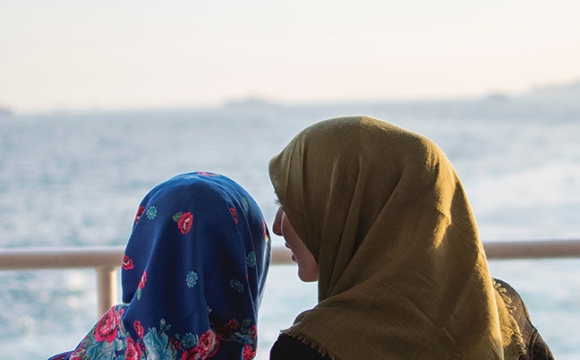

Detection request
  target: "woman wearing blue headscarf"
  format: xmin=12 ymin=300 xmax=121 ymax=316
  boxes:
xmin=48 ymin=172 xmax=271 ymax=360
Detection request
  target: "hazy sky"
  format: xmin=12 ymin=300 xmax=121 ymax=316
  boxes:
xmin=1 ymin=0 xmax=579 ymax=113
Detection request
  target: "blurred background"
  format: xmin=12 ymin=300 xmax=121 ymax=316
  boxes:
xmin=1 ymin=1 xmax=579 ymax=359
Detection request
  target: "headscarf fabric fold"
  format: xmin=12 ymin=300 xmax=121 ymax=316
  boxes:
xmin=269 ymin=117 xmax=522 ymax=360
xmin=49 ymin=172 xmax=271 ymax=360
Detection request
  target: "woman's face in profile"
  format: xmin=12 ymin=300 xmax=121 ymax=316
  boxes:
xmin=273 ymin=206 xmax=319 ymax=282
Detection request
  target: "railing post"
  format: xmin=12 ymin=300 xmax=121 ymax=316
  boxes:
xmin=96 ymin=265 xmax=118 ymax=317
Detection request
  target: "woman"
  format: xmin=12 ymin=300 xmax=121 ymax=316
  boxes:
xmin=268 ymin=117 xmax=552 ymax=360
xmin=49 ymin=172 xmax=271 ymax=360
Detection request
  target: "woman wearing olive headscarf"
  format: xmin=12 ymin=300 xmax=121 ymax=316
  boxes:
xmin=268 ymin=117 xmax=552 ymax=360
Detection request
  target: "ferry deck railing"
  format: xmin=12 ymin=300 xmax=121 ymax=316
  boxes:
xmin=1 ymin=240 xmax=580 ymax=316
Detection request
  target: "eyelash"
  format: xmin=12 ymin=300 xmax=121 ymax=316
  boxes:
xmin=274 ymin=199 xmax=281 ymax=206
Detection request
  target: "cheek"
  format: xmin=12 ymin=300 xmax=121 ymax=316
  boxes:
xmin=296 ymin=253 xmax=319 ymax=282
xmin=281 ymin=213 xmax=297 ymax=236
xmin=282 ymin=220 xmax=302 ymax=250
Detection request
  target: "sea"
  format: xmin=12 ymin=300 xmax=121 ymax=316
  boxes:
xmin=0 ymin=99 xmax=579 ymax=359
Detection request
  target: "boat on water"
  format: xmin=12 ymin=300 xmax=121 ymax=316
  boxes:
xmin=0 ymin=106 xmax=13 ymax=116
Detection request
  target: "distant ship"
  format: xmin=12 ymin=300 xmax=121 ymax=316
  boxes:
xmin=484 ymin=80 xmax=580 ymax=105
xmin=223 ymin=97 xmax=280 ymax=110
xmin=523 ymin=80 xmax=580 ymax=103
xmin=0 ymin=106 xmax=13 ymax=116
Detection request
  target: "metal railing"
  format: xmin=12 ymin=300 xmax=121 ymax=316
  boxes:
xmin=1 ymin=240 xmax=580 ymax=316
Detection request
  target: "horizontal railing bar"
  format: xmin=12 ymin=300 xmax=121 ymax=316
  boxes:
xmin=1 ymin=240 xmax=578 ymax=316
xmin=483 ymin=240 xmax=580 ymax=259
xmin=1 ymin=240 xmax=579 ymax=271
xmin=0 ymin=246 xmax=125 ymax=270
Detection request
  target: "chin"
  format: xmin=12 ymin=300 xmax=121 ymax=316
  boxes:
xmin=298 ymin=271 xmax=319 ymax=283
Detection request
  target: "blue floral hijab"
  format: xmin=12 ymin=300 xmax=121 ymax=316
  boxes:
xmin=49 ymin=172 xmax=271 ymax=360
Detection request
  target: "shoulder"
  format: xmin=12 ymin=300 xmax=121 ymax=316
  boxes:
xmin=493 ymin=278 xmax=554 ymax=360
xmin=270 ymin=333 xmax=333 ymax=360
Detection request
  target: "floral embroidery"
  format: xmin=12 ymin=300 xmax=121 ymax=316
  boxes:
xmin=64 ymin=305 xmax=129 ymax=360
xmin=94 ymin=307 xmax=119 ymax=343
xmin=143 ymin=327 xmax=173 ymax=360
xmin=182 ymin=333 xmax=198 ymax=349
xmin=50 ymin=354 xmax=68 ymax=360
xmin=125 ymin=337 xmax=142 ymax=360
xmin=215 ymin=318 xmax=258 ymax=359
xmin=186 ymin=271 xmax=198 ymax=288
xmin=146 ymin=206 xmax=157 ymax=219
xmin=139 ymin=271 xmax=147 ymax=289
xmin=226 ymin=319 xmax=239 ymax=332
xmin=230 ymin=279 xmax=244 ymax=292
xmin=247 ymin=325 xmax=257 ymax=339
xmin=181 ymin=349 xmax=199 ymax=360
xmin=230 ymin=207 xmax=238 ymax=224
xmin=84 ymin=338 xmax=116 ymax=359
xmin=246 ymin=252 xmax=256 ymax=268
xmin=174 ymin=212 xmax=194 ymax=234
xmin=62 ymin=305 xmax=257 ymax=360
xmin=243 ymin=344 xmax=257 ymax=360
xmin=134 ymin=320 xmax=144 ymax=338
xmin=198 ymin=329 xmax=219 ymax=358
xmin=135 ymin=206 xmax=145 ymax=224
xmin=69 ymin=341 xmax=87 ymax=360
xmin=122 ymin=255 xmax=134 ymax=270
xmin=169 ymin=336 xmax=183 ymax=351
xmin=117 ymin=307 xmax=125 ymax=320
xmin=137 ymin=271 xmax=146 ymax=300
xmin=196 ymin=172 xmax=216 ymax=177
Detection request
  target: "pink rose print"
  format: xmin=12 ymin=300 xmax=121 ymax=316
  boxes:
xmin=122 ymin=255 xmax=134 ymax=270
xmin=198 ymin=329 xmax=219 ymax=358
xmin=69 ymin=343 xmax=86 ymax=360
xmin=138 ymin=271 xmax=147 ymax=289
xmin=94 ymin=307 xmax=119 ymax=343
xmin=137 ymin=271 xmax=146 ymax=300
xmin=197 ymin=172 xmax=216 ymax=177
xmin=178 ymin=212 xmax=194 ymax=234
xmin=116 ymin=307 xmax=125 ymax=322
xmin=134 ymin=206 xmax=145 ymax=224
xmin=230 ymin=208 xmax=238 ymax=224
xmin=243 ymin=344 xmax=256 ymax=360
xmin=134 ymin=320 xmax=144 ymax=338
xmin=125 ymin=337 xmax=142 ymax=360
xmin=181 ymin=348 xmax=200 ymax=360
xmin=50 ymin=354 xmax=69 ymax=360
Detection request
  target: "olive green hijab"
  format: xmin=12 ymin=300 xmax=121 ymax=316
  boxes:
xmin=269 ymin=117 xmax=523 ymax=360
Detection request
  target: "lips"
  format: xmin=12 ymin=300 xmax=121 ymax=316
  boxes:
xmin=285 ymin=243 xmax=296 ymax=262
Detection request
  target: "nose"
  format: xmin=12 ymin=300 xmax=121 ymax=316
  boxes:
xmin=272 ymin=206 xmax=283 ymax=236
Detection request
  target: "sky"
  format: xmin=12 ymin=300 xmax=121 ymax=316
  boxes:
xmin=1 ymin=0 xmax=579 ymax=113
